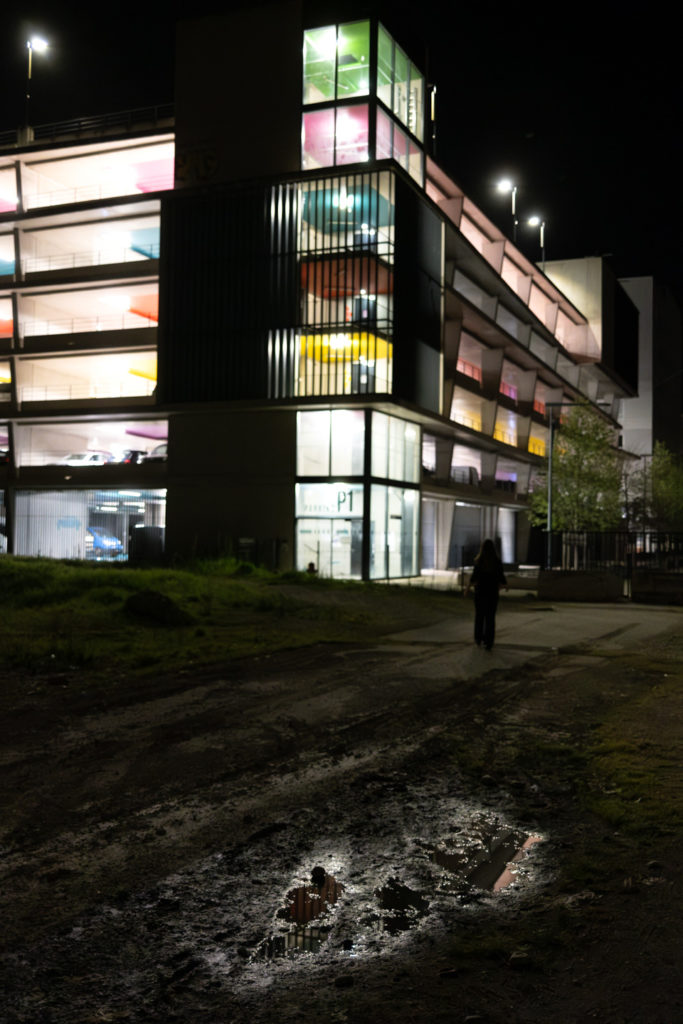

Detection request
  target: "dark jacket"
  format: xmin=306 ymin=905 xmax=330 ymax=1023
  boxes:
xmin=470 ymin=559 xmax=507 ymax=597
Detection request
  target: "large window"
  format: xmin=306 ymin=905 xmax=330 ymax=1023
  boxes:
xmin=19 ymin=283 xmax=158 ymax=338
xmin=302 ymin=104 xmax=369 ymax=169
xmin=295 ymin=482 xmax=364 ymax=578
xmin=371 ymin=412 xmax=420 ymax=482
xmin=20 ymin=139 xmax=174 ymax=211
xmin=376 ymin=109 xmax=422 ymax=184
xmin=297 ymin=409 xmax=365 ymax=476
xmin=21 ymin=213 xmax=160 ymax=276
xmin=370 ymin=484 xmax=419 ymax=578
xmin=13 ymin=488 xmax=166 ymax=561
xmin=297 ymin=331 xmax=391 ymax=397
xmin=299 ymin=172 xmax=395 ymax=261
xmin=303 ymin=22 xmax=370 ymax=105
xmin=13 ymin=418 xmax=167 ymax=466
xmin=0 ymin=234 xmax=14 ymax=276
xmin=296 ymin=411 xmax=365 ymax=579
xmin=376 ymin=24 xmax=424 ymax=142
xmin=16 ymin=351 xmax=157 ymax=404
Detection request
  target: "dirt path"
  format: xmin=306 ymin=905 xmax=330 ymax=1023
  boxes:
xmin=2 ymin=609 xmax=683 ymax=1022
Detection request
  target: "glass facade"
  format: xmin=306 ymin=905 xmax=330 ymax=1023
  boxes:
xmin=13 ymin=488 xmax=166 ymax=560
xmin=303 ymin=22 xmax=370 ymax=104
xmin=302 ymin=104 xmax=369 ymax=169
xmin=12 ymin=418 xmax=167 ymax=467
xmin=295 ymin=410 xmax=420 ymax=580
xmin=298 ymin=171 xmax=394 ymax=397
xmin=369 ymin=484 xmax=419 ymax=578
xmin=371 ymin=412 xmax=420 ymax=483
xmin=302 ymin=19 xmax=424 ymax=183
xmin=297 ymin=409 xmax=365 ymax=476
xmin=267 ymin=170 xmax=395 ymax=401
xmin=295 ymin=482 xmax=364 ymax=578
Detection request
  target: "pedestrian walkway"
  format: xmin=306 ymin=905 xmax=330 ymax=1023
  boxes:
xmin=384 ymin=601 xmax=683 ymax=682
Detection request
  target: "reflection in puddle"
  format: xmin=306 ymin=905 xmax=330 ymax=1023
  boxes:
xmin=255 ymin=867 xmax=344 ymax=960
xmin=374 ymin=878 xmax=430 ymax=934
xmin=433 ymin=821 xmax=543 ymax=892
xmin=252 ymin=825 xmax=543 ymax=959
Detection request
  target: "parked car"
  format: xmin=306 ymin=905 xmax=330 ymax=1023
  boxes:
xmin=58 ymin=452 xmax=113 ymax=466
xmin=115 ymin=449 xmax=147 ymax=465
xmin=86 ymin=526 xmax=124 ymax=557
xmin=144 ymin=442 xmax=168 ymax=462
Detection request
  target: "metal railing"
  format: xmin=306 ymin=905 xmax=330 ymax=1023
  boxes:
xmin=19 ymin=380 xmax=156 ymax=402
xmin=24 ymin=177 xmax=171 ymax=210
xmin=23 ymin=244 xmax=160 ymax=275
xmin=22 ymin=312 xmax=157 ymax=337
xmin=552 ymin=531 xmax=683 ymax=575
xmin=0 ymin=105 xmax=174 ymax=149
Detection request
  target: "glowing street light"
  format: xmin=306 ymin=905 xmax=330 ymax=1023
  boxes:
xmin=527 ymin=215 xmax=546 ymax=269
xmin=25 ymin=36 xmax=49 ymax=128
xmin=496 ymin=178 xmax=518 ymax=242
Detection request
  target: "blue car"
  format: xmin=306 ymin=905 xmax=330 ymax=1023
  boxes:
xmin=86 ymin=526 xmax=124 ymax=557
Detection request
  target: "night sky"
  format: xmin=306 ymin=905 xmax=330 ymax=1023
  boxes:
xmin=2 ymin=1 xmax=681 ymax=304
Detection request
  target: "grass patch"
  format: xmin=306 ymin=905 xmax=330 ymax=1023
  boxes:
xmin=0 ymin=555 xmax=468 ymax=683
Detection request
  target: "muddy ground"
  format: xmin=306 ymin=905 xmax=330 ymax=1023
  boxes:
xmin=1 ymin=604 xmax=683 ymax=1023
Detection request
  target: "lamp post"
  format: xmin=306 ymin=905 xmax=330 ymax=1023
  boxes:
xmin=527 ymin=215 xmax=546 ymax=270
xmin=496 ymin=178 xmax=518 ymax=243
xmin=25 ymin=36 xmax=48 ymax=129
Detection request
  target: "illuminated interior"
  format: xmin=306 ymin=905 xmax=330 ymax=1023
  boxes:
xmin=303 ymin=21 xmax=370 ymax=104
xmin=301 ymin=20 xmax=424 ymax=178
xmin=0 ymin=167 xmax=17 ymax=214
xmin=19 ymin=283 xmax=158 ymax=336
xmin=297 ymin=331 xmax=391 ymax=396
xmin=14 ymin=417 xmax=167 ymax=466
xmin=16 ymin=350 xmax=157 ymax=404
xmin=494 ymin=410 xmax=517 ymax=447
xmin=450 ymin=389 xmax=483 ymax=432
xmin=300 ymin=174 xmax=395 ymax=261
xmin=457 ymin=333 xmax=484 ymax=383
xmin=0 ymin=296 xmax=12 ymax=338
xmin=21 ymin=213 xmax=160 ymax=275
xmin=14 ymin=487 xmax=166 ymax=561
xmin=0 ymin=233 xmax=14 ymax=276
xmin=302 ymin=104 xmax=369 ymax=168
xmin=301 ymin=255 xmax=393 ymax=332
xmin=0 ymin=360 xmax=11 ymax=401
xmin=377 ymin=23 xmax=424 ymax=142
xmin=19 ymin=138 xmax=174 ymax=211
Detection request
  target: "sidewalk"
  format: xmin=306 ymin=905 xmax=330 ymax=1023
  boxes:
xmin=384 ymin=600 xmax=683 ymax=682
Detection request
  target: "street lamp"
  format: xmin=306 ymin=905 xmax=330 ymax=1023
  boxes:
xmin=527 ymin=215 xmax=546 ymax=270
xmin=25 ymin=36 xmax=48 ymax=129
xmin=496 ymin=178 xmax=518 ymax=243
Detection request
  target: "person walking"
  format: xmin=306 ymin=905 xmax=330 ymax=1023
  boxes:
xmin=464 ymin=539 xmax=507 ymax=650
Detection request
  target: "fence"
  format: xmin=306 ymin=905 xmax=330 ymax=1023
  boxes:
xmin=557 ymin=531 xmax=683 ymax=576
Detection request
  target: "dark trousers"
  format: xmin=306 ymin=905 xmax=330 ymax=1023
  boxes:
xmin=474 ymin=591 xmax=499 ymax=649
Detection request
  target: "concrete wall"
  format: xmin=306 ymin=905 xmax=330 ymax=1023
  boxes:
xmin=174 ymin=1 xmax=303 ymax=189
xmin=631 ymin=571 xmax=683 ymax=605
xmin=165 ymin=408 xmax=296 ymax=566
xmin=537 ymin=569 xmax=624 ymax=601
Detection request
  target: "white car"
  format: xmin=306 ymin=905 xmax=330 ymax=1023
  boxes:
xmin=58 ymin=452 xmax=113 ymax=466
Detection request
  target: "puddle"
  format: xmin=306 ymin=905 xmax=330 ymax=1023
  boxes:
xmin=433 ymin=821 xmax=543 ymax=893
xmin=253 ymin=824 xmax=543 ymax=960
xmin=255 ymin=867 xmax=344 ymax=960
xmin=374 ymin=878 xmax=430 ymax=934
